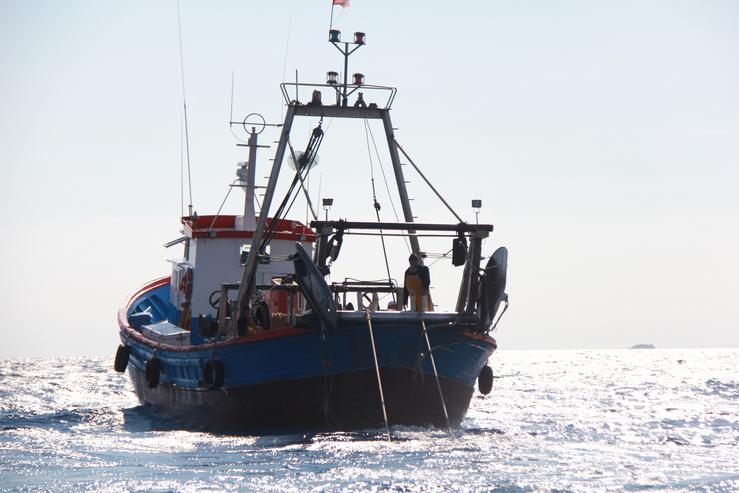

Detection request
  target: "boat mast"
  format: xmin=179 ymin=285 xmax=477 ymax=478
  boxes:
xmin=234 ymin=107 xmax=296 ymax=331
xmin=329 ymin=29 xmax=420 ymax=254
xmin=242 ymin=130 xmax=258 ymax=230
xmin=381 ymin=112 xmax=420 ymax=255
xmin=232 ymin=29 xmax=424 ymax=330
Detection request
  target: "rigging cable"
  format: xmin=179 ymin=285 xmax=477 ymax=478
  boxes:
xmin=176 ymin=0 xmax=194 ymax=215
xmin=259 ymin=121 xmax=324 ymax=252
xmin=228 ymin=72 xmax=248 ymax=144
xmin=287 ymin=141 xmax=318 ymax=221
xmin=180 ymin=114 xmax=184 ymax=218
xmin=363 ymin=118 xmax=395 ymax=303
xmin=206 ymin=180 xmax=239 ymax=231
xmin=363 ymin=119 xmax=411 ymax=254
xmin=395 ymin=141 xmax=463 ymax=223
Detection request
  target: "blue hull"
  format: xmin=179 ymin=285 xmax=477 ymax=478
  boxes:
xmin=118 ymin=278 xmax=496 ymax=432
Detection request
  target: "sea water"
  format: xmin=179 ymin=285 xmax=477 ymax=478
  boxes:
xmin=1 ymin=349 xmax=737 ymax=492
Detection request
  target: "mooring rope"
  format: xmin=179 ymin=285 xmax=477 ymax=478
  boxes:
xmin=421 ymin=319 xmax=454 ymax=439
xmin=365 ymin=310 xmax=391 ymax=442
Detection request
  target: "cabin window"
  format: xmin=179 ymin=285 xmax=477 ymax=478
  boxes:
xmin=240 ymin=244 xmax=270 ymax=265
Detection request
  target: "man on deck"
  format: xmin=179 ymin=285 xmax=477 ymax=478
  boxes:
xmin=403 ymin=253 xmax=433 ymax=312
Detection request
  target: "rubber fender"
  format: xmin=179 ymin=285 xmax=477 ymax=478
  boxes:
xmin=478 ymin=365 xmax=493 ymax=395
xmin=198 ymin=313 xmax=217 ymax=338
xmin=252 ymin=301 xmax=270 ymax=331
xmin=203 ymin=360 xmax=225 ymax=390
xmin=113 ymin=345 xmax=130 ymax=373
xmin=145 ymin=358 xmax=161 ymax=388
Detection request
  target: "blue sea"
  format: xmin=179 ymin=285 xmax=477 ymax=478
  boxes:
xmin=1 ymin=349 xmax=737 ymax=492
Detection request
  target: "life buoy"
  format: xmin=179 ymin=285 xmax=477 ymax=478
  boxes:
xmin=179 ymin=268 xmax=193 ymax=299
xmin=145 ymin=358 xmax=161 ymax=388
xmin=328 ymin=232 xmax=343 ymax=261
xmin=478 ymin=365 xmax=493 ymax=395
xmin=114 ymin=345 xmax=130 ymax=373
xmin=203 ymin=360 xmax=225 ymax=390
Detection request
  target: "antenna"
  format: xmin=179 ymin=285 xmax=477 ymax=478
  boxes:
xmin=280 ymin=17 xmax=292 ymax=119
xmin=177 ymin=0 xmax=194 ymax=216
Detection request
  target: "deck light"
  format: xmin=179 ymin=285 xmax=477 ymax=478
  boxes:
xmin=329 ymin=29 xmax=341 ymax=43
xmin=326 ymin=71 xmax=339 ymax=85
xmin=472 ymin=199 xmax=482 ymax=224
xmin=352 ymin=73 xmax=364 ymax=85
xmin=323 ymin=198 xmax=334 ymax=221
xmin=354 ymin=32 xmax=366 ymax=45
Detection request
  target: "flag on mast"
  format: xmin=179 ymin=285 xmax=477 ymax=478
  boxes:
xmin=333 ymin=0 xmax=350 ymax=7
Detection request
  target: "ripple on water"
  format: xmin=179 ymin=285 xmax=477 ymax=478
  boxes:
xmin=0 ymin=350 xmax=738 ymax=492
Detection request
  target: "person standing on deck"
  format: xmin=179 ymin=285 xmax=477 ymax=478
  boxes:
xmin=403 ymin=253 xmax=433 ymax=311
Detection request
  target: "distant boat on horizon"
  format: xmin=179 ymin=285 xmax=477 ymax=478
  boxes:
xmin=630 ymin=344 xmax=656 ymax=349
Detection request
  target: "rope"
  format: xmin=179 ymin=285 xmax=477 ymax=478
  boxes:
xmin=421 ymin=319 xmax=454 ymax=439
xmin=288 ymin=141 xmax=318 ymax=221
xmin=489 ymin=297 xmax=509 ymax=333
xmin=396 ymin=141 xmax=463 ymax=223
xmin=427 ymin=247 xmax=454 ymax=267
xmin=363 ymin=119 xmax=395 ymax=303
xmin=206 ymin=180 xmax=239 ymax=231
xmin=364 ymin=120 xmax=411 ymax=253
xmin=365 ymin=310 xmax=391 ymax=442
xmin=260 ymin=122 xmax=323 ymax=251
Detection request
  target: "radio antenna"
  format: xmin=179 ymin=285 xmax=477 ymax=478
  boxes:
xmin=177 ymin=0 xmax=194 ymax=216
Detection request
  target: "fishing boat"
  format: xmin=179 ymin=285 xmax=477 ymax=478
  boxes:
xmin=114 ymin=27 xmax=509 ymax=435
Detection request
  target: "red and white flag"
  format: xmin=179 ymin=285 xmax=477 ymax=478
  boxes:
xmin=333 ymin=0 xmax=350 ymax=7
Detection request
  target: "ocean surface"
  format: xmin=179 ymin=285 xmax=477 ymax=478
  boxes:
xmin=1 ymin=349 xmax=737 ymax=492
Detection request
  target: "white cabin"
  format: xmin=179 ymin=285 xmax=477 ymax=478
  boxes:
xmin=170 ymin=214 xmax=314 ymax=319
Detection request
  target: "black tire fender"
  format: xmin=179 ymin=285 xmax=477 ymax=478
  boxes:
xmin=478 ymin=365 xmax=493 ymax=395
xmin=114 ymin=345 xmax=130 ymax=373
xmin=145 ymin=358 xmax=161 ymax=388
xmin=203 ymin=360 xmax=225 ymax=390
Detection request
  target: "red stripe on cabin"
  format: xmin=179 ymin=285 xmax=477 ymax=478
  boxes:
xmin=182 ymin=215 xmax=316 ymax=241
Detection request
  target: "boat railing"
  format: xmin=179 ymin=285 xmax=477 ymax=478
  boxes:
xmin=330 ymin=281 xmax=399 ymax=312
xmin=280 ymin=82 xmax=397 ymax=110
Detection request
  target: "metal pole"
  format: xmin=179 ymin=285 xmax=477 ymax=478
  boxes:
xmin=342 ymin=43 xmax=349 ymax=106
xmin=380 ymin=111 xmax=420 ymax=255
xmin=365 ymin=309 xmax=391 ymax=442
xmin=421 ymin=319 xmax=454 ymax=438
xmin=465 ymin=235 xmax=483 ymax=315
xmin=243 ymin=130 xmax=258 ymax=228
xmin=236 ymin=106 xmax=296 ymax=324
xmin=456 ymin=259 xmax=471 ymax=313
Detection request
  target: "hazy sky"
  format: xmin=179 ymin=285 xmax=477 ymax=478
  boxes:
xmin=1 ymin=0 xmax=737 ymax=358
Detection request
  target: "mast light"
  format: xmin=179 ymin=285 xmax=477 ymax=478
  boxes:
xmin=329 ymin=29 xmax=341 ymax=43
xmin=472 ymin=199 xmax=482 ymax=224
xmin=353 ymin=73 xmax=364 ymax=85
xmin=323 ymin=198 xmax=334 ymax=221
xmin=354 ymin=32 xmax=366 ymax=45
xmin=326 ymin=71 xmax=339 ymax=85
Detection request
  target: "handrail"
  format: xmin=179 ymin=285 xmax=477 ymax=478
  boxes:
xmin=280 ymin=82 xmax=397 ymax=109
